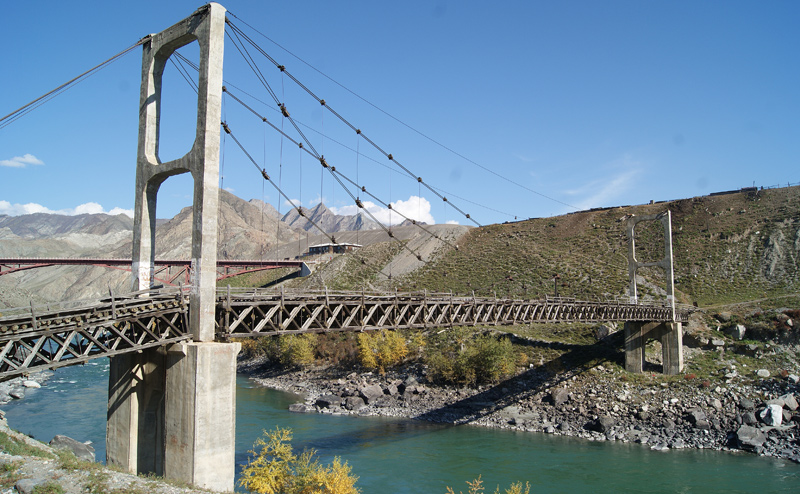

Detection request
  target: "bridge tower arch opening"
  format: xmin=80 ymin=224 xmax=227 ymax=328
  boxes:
xmin=623 ymin=211 xmax=683 ymax=375
xmin=108 ymin=4 xmax=239 ymax=492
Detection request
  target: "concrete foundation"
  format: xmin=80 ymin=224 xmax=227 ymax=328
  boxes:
xmin=624 ymin=321 xmax=684 ymax=375
xmin=164 ymin=342 xmax=240 ymax=491
xmin=107 ymin=348 xmax=167 ymax=476
xmin=107 ymin=342 xmax=240 ymax=491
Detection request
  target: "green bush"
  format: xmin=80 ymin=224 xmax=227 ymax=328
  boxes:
xmin=425 ymin=329 xmax=517 ymax=386
xmin=32 ymin=482 xmax=65 ymax=494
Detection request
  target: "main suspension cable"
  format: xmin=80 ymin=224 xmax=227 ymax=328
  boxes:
xmin=223 ymin=86 xmax=460 ymax=253
xmin=225 ymin=19 xmax=480 ymax=227
xmin=221 ymin=120 xmax=335 ymax=245
xmin=224 ymin=12 xmax=580 ymax=212
xmin=1 ymin=39 xmax=145 ymax=129
xmin=170 ymin=53 xmax=518 ymax=221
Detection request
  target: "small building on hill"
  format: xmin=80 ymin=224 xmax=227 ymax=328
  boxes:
xmin=306 ymin=242 xmax=362 ymax=256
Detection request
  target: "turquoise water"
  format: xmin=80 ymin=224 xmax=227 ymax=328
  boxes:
xmin=5 ymin=360 xmax=799 ymax=493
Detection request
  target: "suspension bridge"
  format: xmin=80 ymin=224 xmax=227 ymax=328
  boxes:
xmin=0 ymin=4 xmax=689 ymax=491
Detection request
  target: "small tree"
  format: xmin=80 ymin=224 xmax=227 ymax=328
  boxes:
xmin=239 ymin=428 xmax=360 ymax=494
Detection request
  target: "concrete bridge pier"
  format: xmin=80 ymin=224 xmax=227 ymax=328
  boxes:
xmin=107 ymin=342 xmax=239 ymax=490
xmin=624 ymin=321 xmax=683 ymax=375
xmin=107 ymin=4 xmax=240 ymax=492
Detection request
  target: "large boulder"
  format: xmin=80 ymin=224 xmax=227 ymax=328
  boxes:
xmin=585 ymin=415 xmax=615 ymax=433
xmin=344 ymin=396 xmax=366 ymax=411
xmin=49 ymin=435 xmax=95 ymax=462
xmin=315 ymin=394 xmax=341 ymax=409
xmin=687 ymin=409 xmax=710 ymax=430
xmin=735 ymin=425 xmax=766 ymax=451
xmin=359 ymin=384 xmax=384 ymax=404
xmin=780 ymin=393 xmax=798 ymax=411
xmin=724 ymin=324 xmax=746 ymax=340
xmin=549 ymin=388 xmax=569 ymax=407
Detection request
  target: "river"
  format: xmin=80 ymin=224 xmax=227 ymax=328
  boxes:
xmin=4 ymin=360 xmax=798 ymax=493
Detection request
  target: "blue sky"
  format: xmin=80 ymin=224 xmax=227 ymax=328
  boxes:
xmin=1 ymin=0 xmax=798 ymax=227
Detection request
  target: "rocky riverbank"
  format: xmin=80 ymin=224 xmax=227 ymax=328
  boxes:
xmin=0 ymin=371 xmax=52 ymax=406
xmin=241 ymin=353 xmax=800 ymax=464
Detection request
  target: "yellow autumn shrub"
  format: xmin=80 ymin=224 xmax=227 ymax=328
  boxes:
xmin=239 ymin=427 xmax=360 ymax=494
xmin=356 ymin=330 xmax=408 ymax=373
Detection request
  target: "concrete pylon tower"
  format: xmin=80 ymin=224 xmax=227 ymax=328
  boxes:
xmin=623 ymin=210 xmax=683 ymax=375
xmin=107 ymin=4 xmax=239 ymax=492
xmin=131 ymin=3 xmax=224 ymax=343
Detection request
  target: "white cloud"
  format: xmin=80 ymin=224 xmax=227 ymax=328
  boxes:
xmin=0 ymin=200 xmax=134 ymax=218
xmin=108 ymin=207 xmax=135 ymax=217
xmin=446 ymin=220 xmax=460 ymax=225
xmin=0 ymin=153 xmax=44 ymax=168
xmin=223 ymin=187 xmax=235 ymax=193
xmin=331 ymin=195 xmax=435 ymax=226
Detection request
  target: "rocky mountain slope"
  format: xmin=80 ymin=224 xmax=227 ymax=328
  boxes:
xmin=2 ymin=186 xmax=799 ymax=310
xmin=281 ymin=203 xmax=380 ymax=233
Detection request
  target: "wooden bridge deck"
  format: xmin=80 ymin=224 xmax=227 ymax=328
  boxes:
xmin=0 ymin=287 xmax=690 ymax=380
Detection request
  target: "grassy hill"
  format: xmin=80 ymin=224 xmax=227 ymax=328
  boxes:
xmin=293 ymin=186 xmax=800 ymax=309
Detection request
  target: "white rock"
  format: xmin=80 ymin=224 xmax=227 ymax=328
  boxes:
xmin=759 ymin=404 xmax=783 ymax=427
xmin=22 ymin=380 xmax=41 ymax=389
xmin=756 ymin=369 xmax=770 ymax=378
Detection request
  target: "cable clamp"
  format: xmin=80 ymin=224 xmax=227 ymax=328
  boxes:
xmin=417 ymin=177 xmax=422 ymax=183
xmin=320 ymin=99 xmax=326 ymax=106
xmin=320 ymin=156 xmax=329 ymax=168
xmin=261 ymin=169 xmax=270 ymax=180
xmin=280 ymin=104 xmax=290 ymax=118
xmin=278 ymin=65 xmax=285 ymax=72
xmin=355 ymin=199 xmax=364 ymax=209
xmin=388 ymin=154 xmax=393 ymax=161
xmin=221 ymin=122 xmax=231 ymax=134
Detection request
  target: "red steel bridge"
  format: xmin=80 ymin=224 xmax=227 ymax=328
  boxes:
xmin=0 ymin=257 xmax=308 ymax=285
